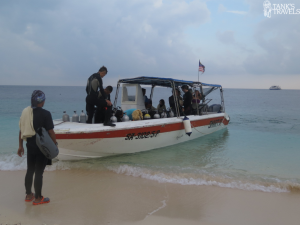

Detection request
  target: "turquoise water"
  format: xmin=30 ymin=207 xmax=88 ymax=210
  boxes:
xmin=1 ymin=85 xmax=300 ymax=192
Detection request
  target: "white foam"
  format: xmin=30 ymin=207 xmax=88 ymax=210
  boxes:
xmin=108 ymin=164 xmax=290 ymax=193
xmin=0 ymin=154 xmax=70 ymax=171
xmin=0 ymin=154 xmax=27 ymax=171
xmin=45 ymin=161 xmax=70 ymax=171
xmin=148 ymin=200 xmax=167 ymax=216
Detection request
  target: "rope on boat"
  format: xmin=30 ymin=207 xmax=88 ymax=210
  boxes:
xmin=190 ymin=115 xmax=226 ymax=135
xmin=54 ymin=121 xmax=65 ymax=126
xmin=190 ymin=122 xmax=207 ymax=135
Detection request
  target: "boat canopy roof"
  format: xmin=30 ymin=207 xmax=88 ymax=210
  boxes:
xmin=118 ymin=76 xmax=222 ymax=88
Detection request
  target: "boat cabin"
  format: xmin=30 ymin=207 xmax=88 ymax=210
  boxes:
xmin=113 ymin=76 xmax=225 ymax=118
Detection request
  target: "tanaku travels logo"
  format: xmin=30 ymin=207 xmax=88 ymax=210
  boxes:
xmin=263 ymin=0 xmax=300 ymax=18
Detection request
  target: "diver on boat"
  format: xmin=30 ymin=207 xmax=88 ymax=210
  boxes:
xmin=181 ymin=85 xmax=192 ymax=115
xmin=157 ymin=99 xmax=166 ymax=114
xmin=192 ymin=90 xmax=203 ymax=114
xmin=145 ymin=99 xmax=157 ymax=118
xmin=169 ymin=88 xmax=183 ymax=116
xmin=142 ymin=88 xmax=149 ymax=103
xmin=94 ymin=86 xmax=113 ymax=124
xmin=145 ymin=99 xmax=156 ymax=111
xmin=85 ymin=66 xmax=115 ymax=126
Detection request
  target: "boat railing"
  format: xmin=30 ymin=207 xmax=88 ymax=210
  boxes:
xmin=113 ymin=77 xmax=225 ymax=119
xmin=200 ymin=99 xmax=212 ymax=115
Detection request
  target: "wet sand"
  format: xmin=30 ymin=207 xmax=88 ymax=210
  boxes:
xmin=1 ymin=170 xmax=300 ymax=225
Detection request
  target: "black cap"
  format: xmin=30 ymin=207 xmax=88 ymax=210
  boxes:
xmin=181 ymin=85 xmax=188 ymax=90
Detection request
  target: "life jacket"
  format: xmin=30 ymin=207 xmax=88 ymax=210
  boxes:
xmin=86 ymin=73 xmax=103 ymax=97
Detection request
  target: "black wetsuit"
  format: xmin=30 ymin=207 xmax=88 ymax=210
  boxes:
xmin=95 ymin=93 xmax=111 ymax=123
xmin=26 ymin=107 xmax=54 ymax=199
xmin=85 ymin=73 xmax=112 ymax=123
xmin=183 ymin=91 xmax=192 ymax=115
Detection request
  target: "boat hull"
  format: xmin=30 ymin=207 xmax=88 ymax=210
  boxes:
xmin=54 ymin=113 xmax=230 ymax=160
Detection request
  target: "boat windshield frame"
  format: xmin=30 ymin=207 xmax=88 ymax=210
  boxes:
xmin=113 ymin=76 xmax=224 ymax=117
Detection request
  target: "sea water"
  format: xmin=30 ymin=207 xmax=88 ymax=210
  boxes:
xmin=0 ymin=85 xmax=300 ymax=193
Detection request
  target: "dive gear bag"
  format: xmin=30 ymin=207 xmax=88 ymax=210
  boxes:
xmin=36 ymin=127 xmax=59 ymax=159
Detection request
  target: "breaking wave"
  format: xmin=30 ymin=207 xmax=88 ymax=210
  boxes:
xmin=107 ymin=164 xmax=300 ymax=193
xmin=2 ymin=154 xmax=300 ymax=193
xmin=0 ymin=153 xmax=70 ymax=171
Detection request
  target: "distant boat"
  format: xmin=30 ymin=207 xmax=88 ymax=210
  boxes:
xmin=269 ymin=85 xmax=281 ymax=90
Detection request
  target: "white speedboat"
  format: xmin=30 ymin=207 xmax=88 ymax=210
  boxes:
xmin=54 ymin=77 xmax=230 ymax=161
xmin=269 ymin=85 xmax=281 ymax=90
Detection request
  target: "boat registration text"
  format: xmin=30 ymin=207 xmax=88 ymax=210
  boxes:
xmin=125 ymin=130 xmax=160 ymax=140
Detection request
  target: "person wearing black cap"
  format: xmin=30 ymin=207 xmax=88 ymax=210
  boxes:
xmin=85 ymin=66 xmax=115 ymax=126
xmin=18 ymin=90 xmax=56 ymax=205
xmin=181 ymin=85 xmax=192 ymax=115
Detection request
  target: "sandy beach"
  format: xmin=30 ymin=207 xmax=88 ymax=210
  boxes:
xmin=1 ymin=170 xmax=300 ymax=225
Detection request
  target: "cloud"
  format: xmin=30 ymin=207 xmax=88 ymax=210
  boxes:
xmin=243 ymin=9 xmax=300 ymax=75
xmin=226 ymin=11 xmax=247 ymax=15
xmin=0 ymin=0 xmax=210 ymax=85
xmin=218 ymin=4 xmax=227 ymax=13
xmin=212 ymin=1 xmax=300 ymax=79
xmin=218 ymin=4 xmax=247 ymax=15
xmin=216 ymin=30 xmax=236 ymax=45
xmin=216 ymin=30 xmax=252 ymax=54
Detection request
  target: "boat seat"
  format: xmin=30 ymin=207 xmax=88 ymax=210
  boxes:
xmin=208 ymin=104 xmax=222 ymax=113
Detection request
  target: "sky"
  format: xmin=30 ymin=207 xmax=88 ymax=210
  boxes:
xmin=0 ymin=0 xmax=299 ymax=89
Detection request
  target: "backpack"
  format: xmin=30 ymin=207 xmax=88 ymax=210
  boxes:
xmin=36 ymin=127 xmax=59 ymax=159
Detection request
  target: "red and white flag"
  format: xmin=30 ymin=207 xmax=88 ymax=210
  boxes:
xmin=199 ymin=60 xmax=205 ymax=73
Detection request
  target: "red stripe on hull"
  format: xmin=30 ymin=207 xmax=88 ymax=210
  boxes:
xmin=56 ymin=116 xmax=229 ymax=139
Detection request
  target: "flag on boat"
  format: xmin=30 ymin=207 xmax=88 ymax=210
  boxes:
xmin=199 ymin=60 xmax=205 ymax=73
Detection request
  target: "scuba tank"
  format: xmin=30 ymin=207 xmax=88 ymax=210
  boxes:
xmin=168 ymin=108 xmax=174 ymax=117
xmin=122 ymin=112 xmax=130 ymax=122
xmin=72 ymin=111 xmax=79 ymax=123
xmin=144 ymin=114 xmax=151 ymax=119
xmin=115 ymin=107 xmax=124 ymax=122
xmin=79 ymin=110 xmax=86 ymax=123
xmin=142 ymin=109 xmax=151 ymax=120
xmin=62 ymin=111 xmax=70 ymax=122
xmin=110 ymin=113 xmax=117 ymax=123
xmin=161 ymin=110 xmax=167 ymax=118
xmin=153 ymin=111 xmax=160 ymax=119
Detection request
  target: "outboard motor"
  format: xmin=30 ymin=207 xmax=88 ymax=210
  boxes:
xmin=79 ymin=110 xmax=86 ymax=123
xmin=111 ymin=113 xmax=117 ymax=123
xmin=72 ymin=111 xmax=79 ymax=123
xmin=153 ymin=111 xmax=160 ymax=119
xmin=122 ymin=112 xmax=130 ymax=122
xmin=62 ymin=111 xmax=70 ymax=122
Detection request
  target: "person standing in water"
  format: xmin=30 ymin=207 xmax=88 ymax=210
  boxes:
xmin=18 ymin=90 xmax=57 ymax=205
